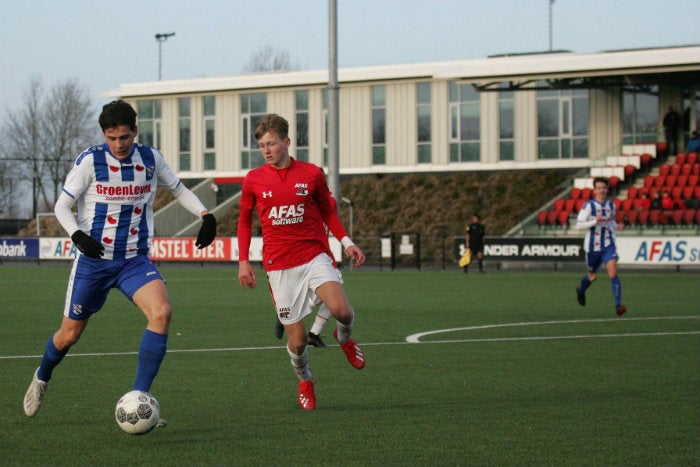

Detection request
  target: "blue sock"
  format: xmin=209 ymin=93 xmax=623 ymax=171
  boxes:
xmin=37 ymin=335 xmax=68 ymax=382
xmin=579 ymin=275 xmax=592 ymax=292
xmin=133 ymin=330 xmax=168 ymax=392
xmin=611 ymin=276 xmax=622 ymax=307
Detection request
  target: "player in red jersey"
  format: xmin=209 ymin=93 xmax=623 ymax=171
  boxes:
xmin=237 ymin=114 xmax=365 ymax=410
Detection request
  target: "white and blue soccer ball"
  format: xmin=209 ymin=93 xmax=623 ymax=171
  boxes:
xmin=115 ymin=390 xmax=160 ymax=435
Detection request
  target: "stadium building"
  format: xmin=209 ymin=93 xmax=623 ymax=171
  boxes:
xmin=101 ymin=44 xmax=700 ymax=236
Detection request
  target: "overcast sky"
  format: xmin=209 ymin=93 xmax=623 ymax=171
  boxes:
xmin=1 ymin=0 xmax=699 ymax=113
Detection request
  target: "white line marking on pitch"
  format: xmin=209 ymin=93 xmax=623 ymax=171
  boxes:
xmin=2 ymin=316 xmax=697 ymax=360
xmin=405 ymin=315 xmax=700 ymax=343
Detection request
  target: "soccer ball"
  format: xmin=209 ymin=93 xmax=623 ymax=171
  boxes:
xmin=115 ymin=390 xmax=160 ymax=435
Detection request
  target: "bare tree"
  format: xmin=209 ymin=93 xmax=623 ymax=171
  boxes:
xmin=2 ymin=77 xmax=97 ymax=217
xmin=242 ymin=45 xmax=301 ymax=73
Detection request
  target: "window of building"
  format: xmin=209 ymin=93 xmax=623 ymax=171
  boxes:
xmin=178 ymin=98 xmax=190 ymax=171
xmin=241 ymin=93 xmax=267 ymax=169
xmin=137 ymin=99 xmax=162 ymax=148
xmin=417 ymin=82 xmax=431 ymax=164
xmin=295 ymin=90 xmax=309 ymax=162
xmin=537 ymin=83 xmax=589 ymax=159
xmin=372 ymin=85 xmax=386 ymax=165
xmin=499 ymin=86 xmax=514 ymax=161
xmin=622 ymin=86 xmax=659 ymax=144
xmin=203 ymin=95 xmax=216 ymax=170
xmin=449 ymin=82 xmax=480 ymax=162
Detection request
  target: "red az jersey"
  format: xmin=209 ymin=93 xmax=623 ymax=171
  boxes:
xmin=237 ymin=158 xmax=347 ymax=271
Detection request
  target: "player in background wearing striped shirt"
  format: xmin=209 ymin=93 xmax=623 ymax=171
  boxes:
xmin=237 ymin=114 xmax=365 ymax=410
xmin=574 ymin=176 xmax=627 ymax=317
xmin=23 ymin=100 xmax=217 ymax=424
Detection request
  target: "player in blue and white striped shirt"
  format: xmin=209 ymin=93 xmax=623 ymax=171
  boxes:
xmin=574 ymin=177 xmax=626 ymax=317
xmin=23 ymin=100 xmax=217 ymax=424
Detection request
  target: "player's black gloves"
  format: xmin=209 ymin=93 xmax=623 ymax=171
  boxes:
xmin=195 ymin=213 xmax=217 ymax=249
xmin=71 ymin=230 xmax=104 ymax=258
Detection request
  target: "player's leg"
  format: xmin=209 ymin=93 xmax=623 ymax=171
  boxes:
xmin=576 ymin=252 xmax=599 ymax=306
xmin=604 ymin=253 xmax=626 ymax=317
xmin=131 ymin=279 xmax=171 ymax=392
xmin=23 ymin=317 xmax=89 ymax=417
xmin=316 ymin=280 xmax=365 ymax=369
xmin=308 ymin=303 xmax=330 ymax=347
xmin=24 ymin=256 xmax=107 ymax=417
xmin=268 ymin=266 xmax=316 ymax=409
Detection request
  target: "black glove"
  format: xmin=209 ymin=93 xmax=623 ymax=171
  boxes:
xmin=71 ymin=230 xmax=104 ymax=258
xmin=195 ymin=213 xmax=217 ymax=249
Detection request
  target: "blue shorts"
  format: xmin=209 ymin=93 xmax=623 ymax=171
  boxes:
xmin=64 ymin=255 xmax=163 ymax=320
xmin=585 ymin=245 xmax=619 ymax=274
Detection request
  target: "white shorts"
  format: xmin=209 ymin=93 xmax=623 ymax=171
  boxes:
xmin=267 ymin=253 xmax=342 ymax=324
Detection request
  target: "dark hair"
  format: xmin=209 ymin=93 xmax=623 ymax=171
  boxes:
xmin=254 ymin=114 xmax=289 ymax=140
xmin=592 ymin=176 xmax=609 ymax=187
xmin=98 ymin=100 xmax=137 ymax=131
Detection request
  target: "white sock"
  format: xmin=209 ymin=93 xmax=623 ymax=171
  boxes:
xmin=335 ymin=311 xmax=354 ymax=344
xmin=310 ymin=304 xmax=331 ymax=335
xmin=287 ymin=345 xmax=313 ymax=381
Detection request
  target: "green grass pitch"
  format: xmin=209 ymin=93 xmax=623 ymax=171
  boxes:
xmin=0 ymin=264 xmax=698 ymax=467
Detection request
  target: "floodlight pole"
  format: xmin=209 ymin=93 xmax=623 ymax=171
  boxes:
xmin=327 ymin=0 xmax=340 ymax=203
xmin=341 ymin=197 xmax=353 ymax=237
xmin=548 ymin=0 xmax=555 ymax=51
xmin=155 ymin=32 xmax=175 ymax=80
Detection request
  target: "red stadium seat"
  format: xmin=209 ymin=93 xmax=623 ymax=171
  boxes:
xmin=537 ymin=210 xmax=548 ymax=226
xmin=626 ymin=209 xmax=639 ymax=226
xmin=659 ymin=164 xmax=670 ymax=176
xmin=554 ymin=199 xmax=565 ymax=212
xmin=575 ymin=199 xmax=586 ymax=212
xmin=671 ymin=209 xmax=685 ymax=226
xmin=643 ymin=175 xmax=655 ymax=188
xmin=695 ymin=186 xmax=700 ymax=198
xmin=570 ymin=187 xmax=581 ymax=200
xmin=681 ymin=164 xmax=693 ymax=176
xmin=684 ymin=209 xmax=696 ymax=225
xmin=640 ymin=154 xmax=653 ymax=172
xmin=676 ymin=175 xmax=688 ymax=187
xmin=621 ymin=198 xmax=634 ymax=212
xmin=657 ymin=142 xmax=668 ymax=157
xmin=675 ymin=153 xmax=687 ymax=165
xmin=626 ymin=186 xmax=639 ymax=200
xmin=557 ymin=210 xmax=571 ymax=227
xmin=670 ymin=164 xmax=681 ymax=176
xmin=564 ymin=198 xmax=576 ymax=212
xmin=547 ymin=210 xmax=559 ymax=227
xmin=688 ymin=174 xmax=699 ymax=186
xmin=654 ymin=176 xmax=665 ymax=188
xmin=611 ymin=198 xmax=621 ymax=210
xmin=687 ymin=152 xmax=698 ymax=165
xmin=682 ymin=186 xmax=694 ymax=200
xmin=615 ymin=209 xmax=625 ymax=225
xmin=664 ymin=175 xmax=677 ymax=187
xmin=693 ymin=164 xmax=700 ymax=175
xmin=671 ymin=186 xmax=683 ymax=200
xmin=624 ymin=165 xmax=636 ymax=181
xmin=581 ymin=188 xmax=593 ymax=200
xmin=638 ymin=210 xmax=650 ymax=225
xmin=609 ymin=176 xmax=621 ymax=194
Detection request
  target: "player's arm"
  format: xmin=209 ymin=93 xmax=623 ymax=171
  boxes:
xmin=55 ymin=158 xmax=105 ymax=258
xmin=237 ymin=183 xmax=257 ymax=289
xmin=574 ymin=202 xmax=597 ymax=230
